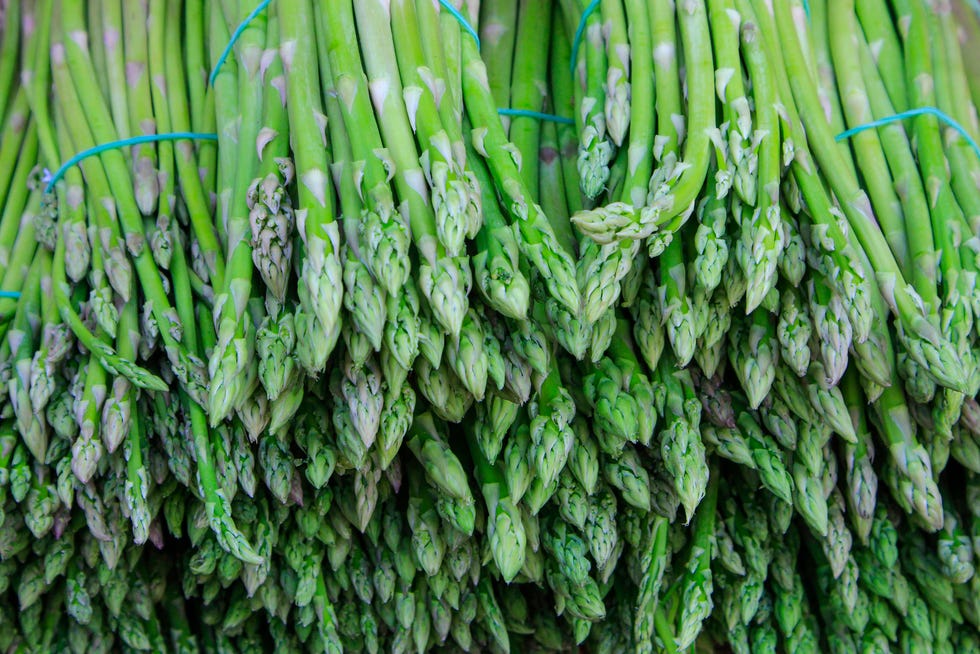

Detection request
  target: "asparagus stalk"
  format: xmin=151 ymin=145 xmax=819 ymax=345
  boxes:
xmin=507 ymin=0 xmax=552 ymax=199
xmin=354 ymin=0 xmax=471 ymax=337
xmin=0 ymin=93 xmax=33 ymax=224
xmin=416 ymin=0 xmax=482 ymax=240
xmin=465 ymin=420 xmax=526 ymax=582
xmin=163 ymin=0 xmax=224 ymax=288
xmin=59 ymin=0 xmax=204 ymax=400
xmin=478 ymin=0 xmax=519 ymax=111
xmin=0 ymin=0 xmax=19 ymax=126
xmin=390 ymin=0 xmax=473 ymax=257
xmin=770 ymin=0 xmax=968 ymax=392
xmin=280 ymin=0 xmax=344 ymax=372
xmin=0 ymin=120 xmax=41 ymax=283
xmin=468 ymin=131 xmax=530 ymax=321
xmin=460 ymin=19 xmax=580 ymax=316
xmin=710 ymin=0 xmax=755 ymax=202
xmin=205 ymin=0 xmax=269 ymax=421
xmin=736 ymin=14 xmax=783 ymax=313
xmin=854 ymin=0 xmax=908 ymax=111
xmin=562 ymin=0 xmax=614 ymax=199
xmin=121 ymin=0 xmax=159 ymax=214
xmin=600 ymin=0 xmax=630 ymax=148
xmin=100 ymin=0 xmax=129 ymax=141
xmin=572 ymin=0 xmax=715 ymax=243
xmin=50 ymin=39 xmax=131 ymax=304
xmin=183 ymin=0 xmax=208 ymax=134
xmin=318 ymin=0 xmax=410 ymax=300
xmin=320 ymin=40 xmax=386 ymax=358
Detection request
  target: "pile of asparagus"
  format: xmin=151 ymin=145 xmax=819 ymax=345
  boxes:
xmin=2 ymin=0 xmax=980 ymax=651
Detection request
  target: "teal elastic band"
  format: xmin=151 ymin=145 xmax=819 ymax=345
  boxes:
xmin=439 ymin=0 xmax=480 ymax=49
xmin=209 ymin=0 xmax=273 ymax=86
xmin=0 ymin=291 xmax=20 ymax=299
xmin=497 ymin=108 xmax=575 ymax=125
xmin=801 ymin=0 xmax=811 ymax=19
xmin=45 ymin=132 xmax=219 ymax=193
xmin=835 ymin=106 xmax=980 ymax=162
xmin=570 ymin=0 xmax=602 ymax=73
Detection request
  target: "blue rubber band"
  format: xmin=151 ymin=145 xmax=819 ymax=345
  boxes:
xmin=439 ymin=0 xmax=480 ymax=50
xmin=0 ymin=291 xmax=20 ymax=299
xmin=801 ymin=0 xmax=811 ymax=19
xmin=497 ymin=108 xmax=575 ymax=125
xmin=570 ymin=0 xmax=602 ymax=74
xmin=835 ymin=107 xmax=980 ymax=162
xmin=45 ymin=132 xmax=219 ymax=193
xmin=209 ymin=0 xmax=273 ymax=86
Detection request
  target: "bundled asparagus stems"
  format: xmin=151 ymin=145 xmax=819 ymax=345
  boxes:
xmin=2 ymin=0 xmax=980 ymax=651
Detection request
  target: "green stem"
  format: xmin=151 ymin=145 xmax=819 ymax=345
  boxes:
xmin=549 ymin=14 xmax=586 ymax=218
xmin=148 ymin=0 xmax=177 ymax=272
xmin=619 ymin=0 xmax=654 ymax=207
xmin=23 ymin=0 xmax=60 ymax=174
xmin=320 ymin=0 xmax=410 ymax=296
xmin=101 ymin=0 xmax=131 ymax=140
xmin=61 ymin=0 xmax=195 ymax=378
xmin=0 ymin=0 xmax=19 ymax=124
xmin=808 ymin=0 xmax=856 ymax=177
xmin=208 ymin=2 xmax=237 ymax=248
xmin=207 ymin=0 xmax=267 ymax=419
xmin=0 ymin=121 xmax=39 ymax=283
xmin=646 ymin=0 xmax=716 ymax=238
xmin=0 ymin=192 xmax=40 ymax=328
xmin=184 ymin=0 xmax=208 ymax=133
xmin=507 ymin=0 xmax=553 ymax=198
xmin=478 ymin=0 xmax=519 ymax=110
xmin=164 ymin=0 xmax=224 ymax=288
xmin=854 ymin=0 xmax=908 ymax=111
xmin=354 ymin=0 xmax=471 ymax=338
xmin=932 ymin=3 xmax=980 ymax=234
xmin=390 ymin=0 xmax=472 ymax=256
xmin=280 ymin=0 xmax=346 ymax=367
xmin=469 ymin=135 xmax=530 ymax=320
xmin=828 ymin=0 xmax=911 ymax=280
xmin=0 ymin=91 xmax=32 ymax=215
xmin=564 ymin=0 xmax=613 ymax=199
xmin=121 ymin=0 xmax=159 ymax=214
xmin=460 ymin=18 xmax=580 ymax=315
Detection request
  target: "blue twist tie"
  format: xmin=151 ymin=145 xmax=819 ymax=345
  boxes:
xmin=835 ymin=106 xmax=980 ymax=162
xmin=497 ymin=108 xmax=575 ymax=125
xmin=209 ymin=0 xmax=273 ymax=86
xmin=439 ymin=0 xmax=480 ymax=49
xmin=0 ymin=291 xmax=20 ymax=299
xmin=570 ymin=0 xmax=602 ymax=73
xmin=45 ymin=132 xmax=219 ymax=193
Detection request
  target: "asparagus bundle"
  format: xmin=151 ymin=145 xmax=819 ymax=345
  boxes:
xmin=1 ymin=0 xmax=980 ymax=652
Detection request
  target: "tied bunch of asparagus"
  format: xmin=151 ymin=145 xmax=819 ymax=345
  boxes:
xmin=2 ymin=0 xmax=980 ymax=651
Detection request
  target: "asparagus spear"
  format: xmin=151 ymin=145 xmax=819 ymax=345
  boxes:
xmin=771 ymin=0 xmax=967 ymax=392
xmin=465 ymin=420 xmax=526 ymax=583
xmin=390 ymin=0 xmax=473 ymax=257
xmin=280 ymin=0 xmax=344 ymax=372
xmin=572 ymin=0 xmax=714 ymax=243
xmin=478 ymin=0 xmax=519 ymax=111
xmin=468 ymin=137 xmax=529 ymax=321
xmin=460 ymin=6 xmax=581 ymax=317
xmin=121 ymin=0 xmax=159 ymax=215
xmin=0 ymin=0 xmax=19 ymax=127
